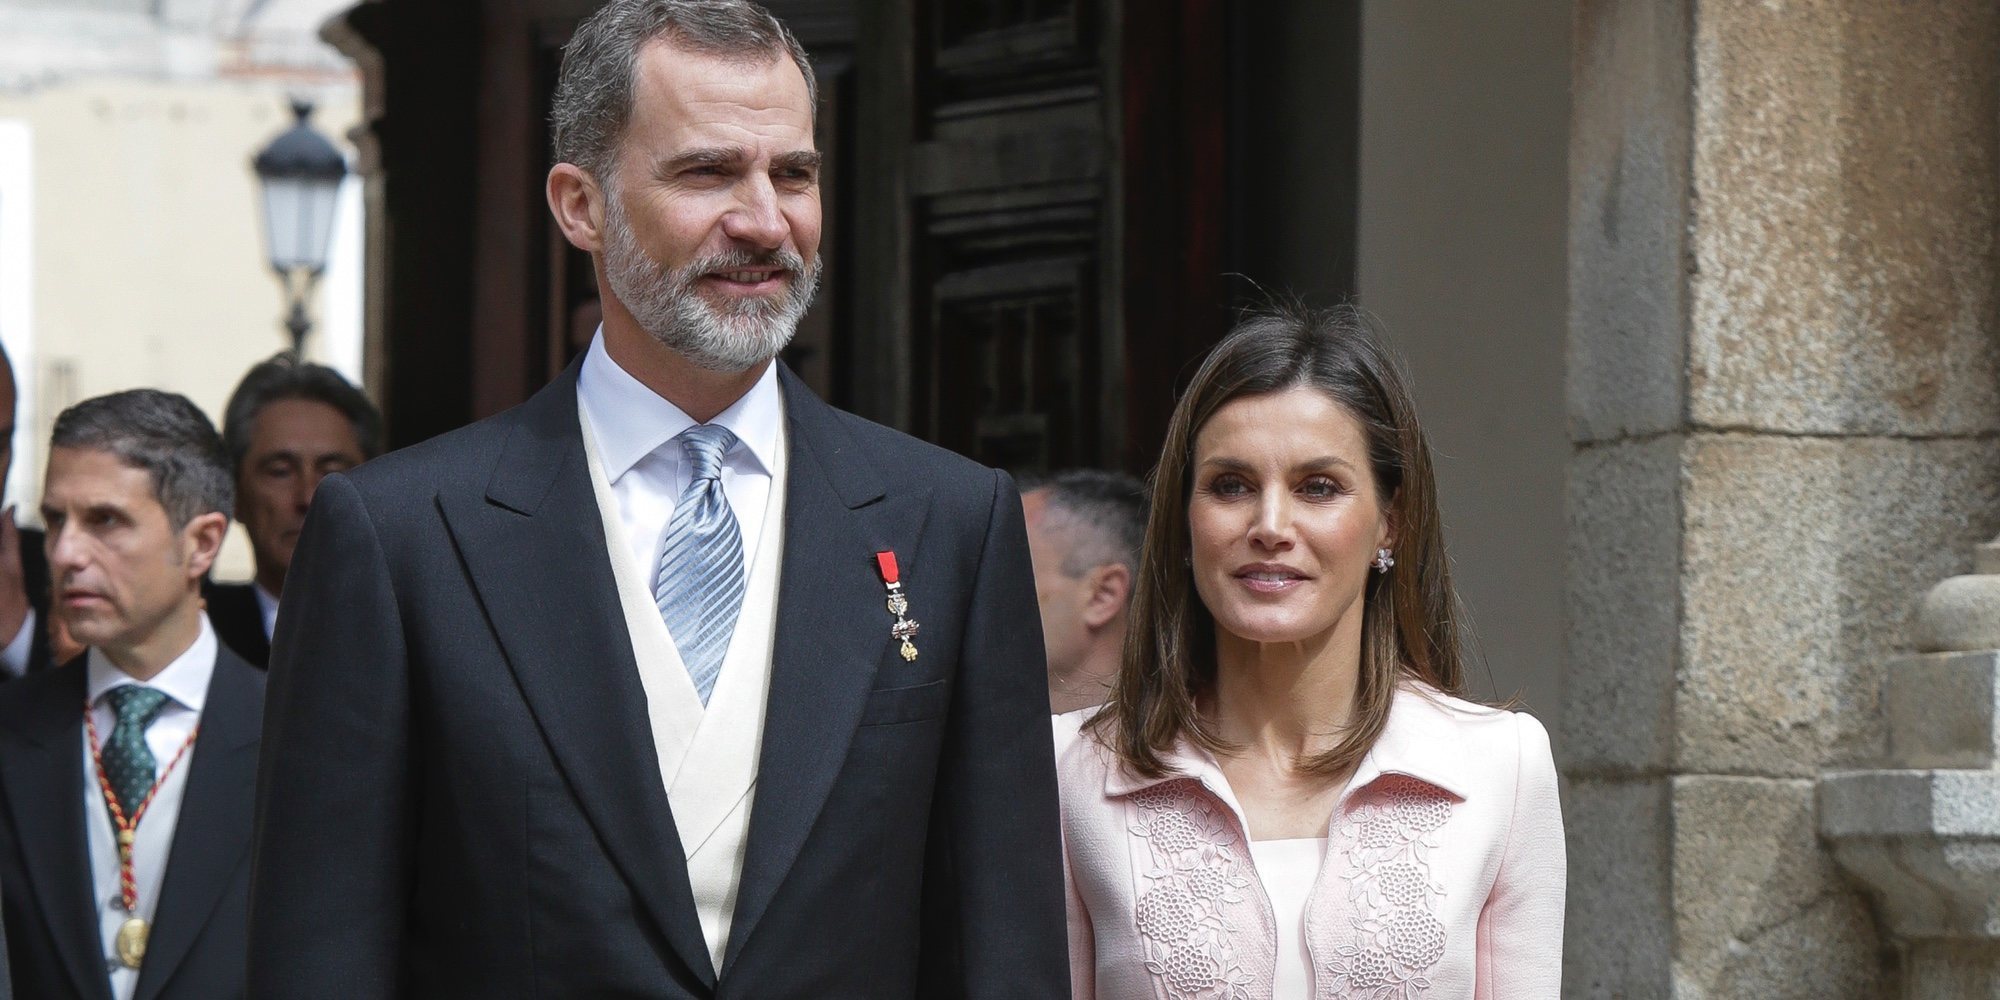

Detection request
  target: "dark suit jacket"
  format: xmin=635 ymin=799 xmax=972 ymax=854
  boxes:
xmin=0 ymin=644 xmax=264 ymax=1000
xmin=200 ymin=583 xmax=270 ymax=670
xmin=251 ymin=363 xmax=1067 ymax=999
xmin=19 ymin=527 xmax=49 ymax=677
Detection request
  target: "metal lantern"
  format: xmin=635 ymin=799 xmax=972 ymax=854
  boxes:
xmin=252 ymin=98 xmax=348 ymax=355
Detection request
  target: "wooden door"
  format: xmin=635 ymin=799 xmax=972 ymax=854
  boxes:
xmin=876 ymin=0 xmax=1233 ymax=476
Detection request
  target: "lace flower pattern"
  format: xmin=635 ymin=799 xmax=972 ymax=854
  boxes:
xmin=1127 ymin=780 xmax=1262 ymax=999
xmin=1325 ymin=775 xmax=1453 ymax=999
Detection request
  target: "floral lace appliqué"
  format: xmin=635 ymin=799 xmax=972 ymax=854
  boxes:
xmin=1127 ymin=780 xmax=1259 ymax=999
xmin=1325 ymin=775 xmax=1453 ymax=999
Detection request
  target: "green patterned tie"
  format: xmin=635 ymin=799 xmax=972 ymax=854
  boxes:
xmin=100 ymin=686 xmax=170 ymax=822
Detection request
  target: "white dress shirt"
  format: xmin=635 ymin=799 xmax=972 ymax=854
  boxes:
xmin=576 ymin=327 xmax=791 ymax=973
xmin=254 ymin=583 xmax=279 ymax=641
xmin=575 ymin=330 xmax=783 ymax=591
xmin=83 ymin=615 xmax=216 ymax=999
xmin=0 ymin=607 xmax=34 ymax=677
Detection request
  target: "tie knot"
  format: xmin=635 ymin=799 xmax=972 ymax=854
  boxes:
xmin=103 ymin=685 xmax=169 ymax=730
xmin=677 ymin=424 xmax=738 ymax=484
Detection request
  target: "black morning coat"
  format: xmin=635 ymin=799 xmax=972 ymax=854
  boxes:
xmin=16 ymin=526 xmax=50 ymax=676
xmin=0 ymin=645 xmax=262 ymax=1000
xmin=248 ymin=360 xmax=1069 ymax=999
xmin=199 ymin=582 xmax=270 ymax=671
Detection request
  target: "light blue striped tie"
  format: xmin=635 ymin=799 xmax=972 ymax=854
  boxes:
xmin=653 ymin=424 xmax=745 ymax=706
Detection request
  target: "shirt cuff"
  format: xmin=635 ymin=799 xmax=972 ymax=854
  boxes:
xmin=0 ymin=607 xmax=34 ymax=678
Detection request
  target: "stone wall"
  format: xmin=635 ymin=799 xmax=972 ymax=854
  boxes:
xmin=1565 ymin=0 xmax=2000 ymax=995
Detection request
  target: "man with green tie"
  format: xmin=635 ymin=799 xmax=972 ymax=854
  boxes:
xmin=0 ymin=390 xmax=262 ymax=1000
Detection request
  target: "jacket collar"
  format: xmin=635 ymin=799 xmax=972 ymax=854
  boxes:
xmin=1100 ymin=682 xmax=1476 ymax=803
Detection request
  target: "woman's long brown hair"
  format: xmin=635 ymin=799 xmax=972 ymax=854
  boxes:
xmin=1087 ymin=301 xmax=1465 ymax=778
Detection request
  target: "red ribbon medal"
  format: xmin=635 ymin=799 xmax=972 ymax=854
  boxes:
xmin=874 ymin=550 xmax=921 ymax=661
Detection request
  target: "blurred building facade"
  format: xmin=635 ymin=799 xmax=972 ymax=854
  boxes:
xmin=0 ymin=0 xmax=365 ymax=579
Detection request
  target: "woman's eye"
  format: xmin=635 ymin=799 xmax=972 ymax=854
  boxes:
xmin=1299 ymin=477 xmax=1344 ymax=499
xmin=1207 ymin=476 xmax=1250 ymax=497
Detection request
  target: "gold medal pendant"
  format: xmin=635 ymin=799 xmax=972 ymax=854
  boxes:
xmin=115 ymin=916 xmax=148 ymax=969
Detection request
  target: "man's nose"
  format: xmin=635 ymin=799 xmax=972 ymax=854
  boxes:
xmin=721 ymin=176 xmax=787 ymax=249
xmin=296 ymin=472 xmax=321 ymax=511
xmin=47 ymin=520 xmax=87 ymax=572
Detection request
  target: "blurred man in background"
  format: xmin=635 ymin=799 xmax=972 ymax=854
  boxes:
xmin=210 ymin=356 xmax=380 ymax=667
xmin=1021 ymin=469 xmax=1146 ymax=713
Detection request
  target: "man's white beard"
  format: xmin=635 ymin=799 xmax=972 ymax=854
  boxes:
xmin=600 ymin=192 xmax=822 ymax=373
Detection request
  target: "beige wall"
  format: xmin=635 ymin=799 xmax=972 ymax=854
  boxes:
xmin=0 ymin=76 xmax=360 ymax=579
xmin=1354 ymin=1 xmax=1573 ymax=726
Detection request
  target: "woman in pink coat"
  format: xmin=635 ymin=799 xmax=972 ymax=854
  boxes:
xmin=1056 ymin=303 xmax=1565 ymax=999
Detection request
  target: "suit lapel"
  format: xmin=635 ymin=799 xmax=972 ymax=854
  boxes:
xmin=435 ymin=365 xmax=715 ymax=988
xmin=132 ymin=650 xmax=260 ymax=1000
xmin=0 ymin=663 xmax=114 ymax=1000
xmin=722 ymin=370 xmax=931 ymax=973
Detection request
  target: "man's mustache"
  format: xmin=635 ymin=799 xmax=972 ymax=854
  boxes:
xmin=679 ymin=248 xmax=808 ymax=281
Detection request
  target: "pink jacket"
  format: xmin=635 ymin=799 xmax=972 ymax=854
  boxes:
xmin=1055 ymin=683 xmax=1565 ymax=999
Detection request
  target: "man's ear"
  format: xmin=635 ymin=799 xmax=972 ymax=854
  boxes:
xmin=180 ymin=511 xmax=229 ymax=581
xmin=547 ymin=163 xmax=608 ymax=253
xmin=1082 ymin=562 xmax=1132 ymax=630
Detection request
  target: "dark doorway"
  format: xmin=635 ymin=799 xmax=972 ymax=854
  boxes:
xmin=333 ymin=0 xmax=1354 ymax=476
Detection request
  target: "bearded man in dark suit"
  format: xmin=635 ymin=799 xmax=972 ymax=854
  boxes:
xmin=248 ymin=2 xmax=1067 ymax=998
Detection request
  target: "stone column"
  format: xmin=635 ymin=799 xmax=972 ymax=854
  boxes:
xmin=1823 ymin=537 xmax=2000 ymax=999
xmin=1565 ymin=1 xmax=2000 ymax=996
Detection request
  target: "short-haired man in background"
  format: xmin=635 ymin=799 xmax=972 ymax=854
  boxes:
xmin=211 ymin=356 xmax=380 ymax=667
xmin=0 ymin=390 xmax=262 ymax=1000
xmin=1022 ymin=469 xmax=1147 ymax=713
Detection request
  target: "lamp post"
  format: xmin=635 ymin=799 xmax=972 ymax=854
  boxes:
xmin=251 ymin=98 xmax=347 ymax=357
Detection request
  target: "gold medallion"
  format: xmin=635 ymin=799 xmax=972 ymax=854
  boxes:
xmin=114 ymin=916 xmax=148 ymax=969
xmin=892 ymin=616 xmax=921 ymax=661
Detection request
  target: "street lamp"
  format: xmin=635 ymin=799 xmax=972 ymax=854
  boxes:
xmin=252 ymin=98 xmax=348 ymax=357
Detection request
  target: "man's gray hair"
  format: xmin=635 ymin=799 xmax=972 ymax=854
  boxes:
xmin=551 ymin=0 xmax=817 ymax=182
xmin=1026 ymin=469 xmax=1148 ymax=578
xmin=222 ymin=354 xmax=384 ymax=476
xmin=51 ymin=389 xmax=234 ymax=528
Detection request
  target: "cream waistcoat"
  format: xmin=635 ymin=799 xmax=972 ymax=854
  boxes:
xmin=579 ymin=402 xmax=789 ymax=975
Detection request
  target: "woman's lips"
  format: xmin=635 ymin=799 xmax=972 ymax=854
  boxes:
xmin=1233 ymin=566 xmax=1307 ymax=594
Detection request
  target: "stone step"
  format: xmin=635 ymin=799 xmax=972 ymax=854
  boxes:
xmin=1819 ymin=768 xmax=2000 ymax=941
